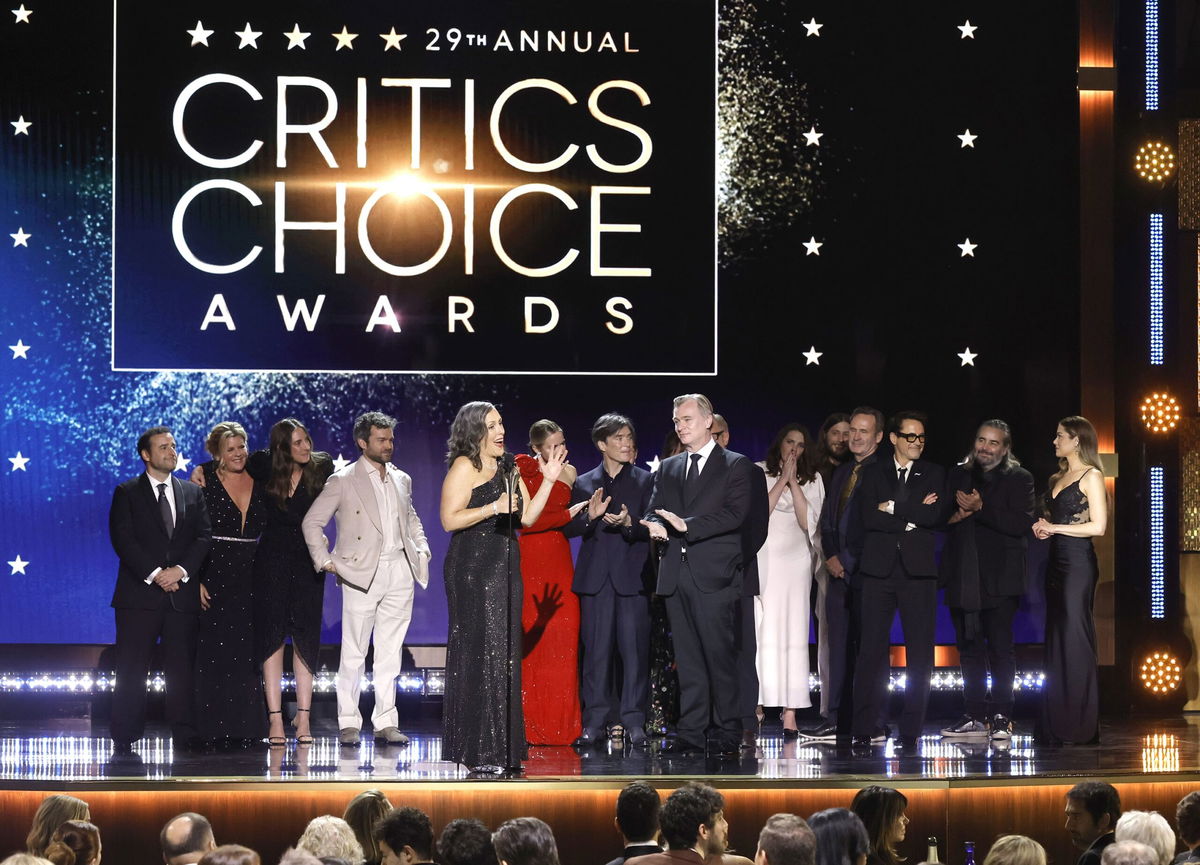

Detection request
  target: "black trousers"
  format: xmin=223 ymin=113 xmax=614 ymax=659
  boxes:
xmin=852 ymin=563 xmax=937 ymax=739
xmin=663 ymin=563 xmax=742 ymax=748
xmin=578 ymin=582 xmax=651 ymax=733
xmin=736 ymin=594 xmax=759 ymax=730
xmin=949 ymin=596 xmax=1019 ymax=718
xmin=112 ymin=605 xmax=198 ymax=743
xmin=823 ymin=574 xmax=860 ymax=730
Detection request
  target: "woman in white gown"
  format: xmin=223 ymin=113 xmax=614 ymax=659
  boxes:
xmin=755 ymin=423 xmax=825 ymax=737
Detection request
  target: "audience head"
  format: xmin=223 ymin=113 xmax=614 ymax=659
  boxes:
xmin=492 ymin=817 xmax=560 ymax=865
xmin=888 ymin=411 xmax=928 ymax=463
xmin=1065 ymin=782 xmax=1121 ymax=850
xmin=26 ymin=795 xmax=90 ymax=857
xmin=672 ymin=394 xmax=715 ymax=452
xmin=847 ymin=408 xmax=885 ymax=460
xmin=2 ymin=856 xmax=54 ymax=865
xmin=850 ymin=786 xmax=908 ymax=865
xmin=615 ymin=781 xmax=662 ymax=844
xmin=1176 ymin=792 xmax=1200 ymax=850
xmin=446 ymin=401 xmax=498 ymax=470
xmin=44 ymin=821 xmax=101 ymax=865
xmin=1102 ymin=841 xmax=1159 ymax=865
xmin=711 ymin=414 xmax=730 ymax=448
xmin=439 ymin=819 xmax=498 ymax=865
xmin=982 ymin=836 xmax=1046 ymax=865
xmin=272 ymin=851 xmax=316 ymax=865
xmin=659 ymin=782 xmax=728 ymax=855
xmin=755 ymin=814 xmax=815 ymax=865
xmin=344 ymin=790 xmax=392 ymax=864
xmin=1115 ymin=812 xmax=1176 ymax=865
xmin=766 ymin=423 xmax=816 ymax=484
xmin=374 ymin=806 xmax=434 ymax=864
xmin=808 ymin=808 xmax=869 ymax=865
xmin=816 ymin=414 xmax=852 ymax=465
xmin=966 ymin=419 xmax=1019 ymax=472
xmin=297 ymin=817 xmax=363 ymax=864
xmin=196 ymin=847 xmax=259 ymax=865
xmin=161 ymin=813 xmax=216 ymax=865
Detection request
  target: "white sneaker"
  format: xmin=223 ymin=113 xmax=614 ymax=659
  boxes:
xmin=940 ymin=715 xmax=989 ymax=738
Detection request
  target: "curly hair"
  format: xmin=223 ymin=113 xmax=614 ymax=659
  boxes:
xmin=297 ymin=816 xmax=364 ymax=863
xmin=44 ymin=821 xmax=100 ymax=865
xmin=446 ymin=401 xmax=496 ymax=470
xmin=26 ymin=796 xmax=89 ymax=857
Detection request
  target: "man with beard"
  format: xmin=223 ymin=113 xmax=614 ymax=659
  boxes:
xmin=939 ymin=420 xmax=1035 ymax=740
xmin=810 ymin=412 xmax=851 ymax=720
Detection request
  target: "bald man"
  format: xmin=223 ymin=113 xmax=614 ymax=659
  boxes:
xmin=161 ymin=812 xmax=216 ymax=865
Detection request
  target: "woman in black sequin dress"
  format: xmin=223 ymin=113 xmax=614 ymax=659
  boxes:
xmin=1032 ymin=416 xmax=1109 ymax=745
xmin=195 ymin=422 xmax=266 ymax=745
xmin=438 ymin=401 xmax=567 ymax=772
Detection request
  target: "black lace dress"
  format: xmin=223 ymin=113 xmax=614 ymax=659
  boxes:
xmin=1040 ymin=474 xmax=1100 ymax=744
xmin=196 ymin=466 xmax=267 ymax=742
xmin=442 ymin=473 xmax=527 ymax=769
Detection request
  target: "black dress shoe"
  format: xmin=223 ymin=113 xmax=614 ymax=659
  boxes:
xmin=627 ymin=727 xmax=649 ymax=747
xmin=660 ymin=738 xmax=704 ymax=756
xmin=710 ymin=741 xmax=741 ymax=758
xmin=572 ymin=729 xmax=600 ymax=748
xmin=798 ymin=721 xmax=838 ymax=741
xmin=897 ymin=736 xmax=919 ymax=750
xmin=850 ymin=735 xmax=876 ymax=748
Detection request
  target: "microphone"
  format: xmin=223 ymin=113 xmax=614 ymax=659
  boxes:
xmin=499 ymin=452 xmax=515 ymax=475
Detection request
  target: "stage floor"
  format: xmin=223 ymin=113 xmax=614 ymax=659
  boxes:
xmin=4 ymin=715 xmax=1200 ymax=784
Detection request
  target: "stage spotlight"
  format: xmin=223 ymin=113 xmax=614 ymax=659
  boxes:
xmin=1140 ymin=392 xmax=1181 ymax=433
xmin=1136 ymin=141 xmax=1176 ymax=182
xmin=1139 ymin=650 xmax=1183 ymax=694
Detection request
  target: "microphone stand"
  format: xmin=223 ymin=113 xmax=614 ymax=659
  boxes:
xmin=503 ymin=455 xmax=518 ymax=774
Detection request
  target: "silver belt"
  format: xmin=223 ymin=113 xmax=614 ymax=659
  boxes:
xmin=212 ymin=535 xmax=259 ymax=543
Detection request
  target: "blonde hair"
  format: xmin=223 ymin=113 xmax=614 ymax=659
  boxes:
xmin=297 ymin=816 xmax=364 ymax=863
xmin=983 ymin=836 xmax=1046 ymax=865
xmin=204 ymin=421 xmax=248 ymax=470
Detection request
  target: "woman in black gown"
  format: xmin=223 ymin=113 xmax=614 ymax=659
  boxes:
xmin=438 ymin=401 xmax=567 ymax=773
xmin=195 ymin=422 xmax=266 ymax=746
xmin=1032 ymin=415 xmax=1108 ymax=745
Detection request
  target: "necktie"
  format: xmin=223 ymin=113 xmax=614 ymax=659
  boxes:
xmin=895 ymin=466 xmax=909 ymax=505
xmin=837 ymin=462 xmax=862 ymax=519
xmin=158 ymin=482 xmax=174 ymax=539
xmin=683 ymin=452 xmax=701 ymax=499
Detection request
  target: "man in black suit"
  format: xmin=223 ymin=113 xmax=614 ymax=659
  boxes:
xmin=566 ymin=413 xmax=654 ymax=747
xmin=641 ymin=393 xmax=768 ymax=757
xmin=1066 ymin=782 xmax=1120 ymax=865
xmin=604 ymin=780 xmax=664 ymax=865
xmin=852 ymin=410 xmax=945 ymax=749
xmin=108 ymin=426 xmax=212 ymax=751
xmin=940 ymin=419 xmax=1035 ymax=741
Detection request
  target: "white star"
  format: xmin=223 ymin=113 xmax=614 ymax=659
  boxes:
xmin=958 ymin=347 xmax=978 ymax=366
xmin=186 ymin=20 xmax=214 ymax=47
xmin=284 ymin=23 xmax=311 ymax=50
xmin=647 ymin=455 xmax=662 ymax=474
xmin=174 ymin=453 xmax=190 ymax=473
xmin=332 ymin=26 xmax=358 ymax=50
xmin=803 ymin=18 xmax=823 ymax=37
xmin=957 ymin=129 xmax=977 ymax=148
xmin=957 ymin=238 xmax=977 ymax=257
xmin=9 ymin=340 xmax=29 ymax=359
xmin=958 ymin=20 xmax=977 ymax=39
xmin=332 ymin=453 xmax=352 ymax=472
xmin=11 ymin=4 xmax=31 ymax=23
xmin=235 ymin=22 xmax=261 ymax=49
xmin=380 ymin=27 xmax=407 ymax=51
xmin=803 ymin=126 xmax=823 ymax=147
xmin=11 ymin=116 xmax=31 ymax=136
xmin=10 ymin=227 xmax=30 ymax=247
xmin=803 ymin=236 xmax=823 ymax=256
xmin=7 ymin=555 xmax=28 ymax=575
xmin=803 ymin=346 xmax=823 ymax=366
xmin=8 ymin=452 xmax=29 ymax=471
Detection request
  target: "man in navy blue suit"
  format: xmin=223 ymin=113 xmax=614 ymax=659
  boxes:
xmin=108 ymin=426 xmax=212 ymax=751
xmin=566 ymin=413 xmax=654 ymax=747
xmin=641 ymin=394 xmax=768 ymax=757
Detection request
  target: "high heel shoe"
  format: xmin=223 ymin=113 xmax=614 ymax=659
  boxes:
xmin=294 ymin=707 xmax=314 ymax=745
xmin=265 ymin=710 xmax=286 ymax=747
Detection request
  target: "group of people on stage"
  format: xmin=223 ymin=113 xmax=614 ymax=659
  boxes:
xmin=105 ymin=393 xmax=1107 ymax=769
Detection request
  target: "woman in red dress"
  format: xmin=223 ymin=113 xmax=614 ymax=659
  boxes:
xmin=516 ymin=419 xmax=582 ymax=745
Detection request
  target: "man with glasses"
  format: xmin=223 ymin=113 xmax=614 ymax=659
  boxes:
xmin=851 ymin=410 xmax=946 ymax=750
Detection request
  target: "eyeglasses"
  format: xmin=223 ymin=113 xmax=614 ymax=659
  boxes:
xmin=896 ymin=433 xmax=926 ymax=443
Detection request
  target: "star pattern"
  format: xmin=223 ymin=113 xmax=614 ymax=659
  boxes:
xmin=10 ymin=227 xmax=30 ymax=247
xmin=958 ymin=347 xmax=978 ymax=366
xmin=803 ymin=236 xmax=823 ymax=256
xmin=332 ymin=453 xmax=352 ymax=472
xmin=7 ymin=555 xmax=28 ymax=576
xmin=11 ymin=3 xmax=31 ymax=23
xmin=803 ymin=18 xmax=823 ymax=37
xmin=958 ymin=129 xmax=977 ymax=148
xmin=186 ymin=20 xmax=213 ymax=47
xmin=235 ymin=23 xmax=262 ymax=49
xmin=957 ymin=238 xmax=977 ymax=257
xmin=333 ymin=26 xmax=358 ymax=50
xmin=285 ymin=23 xmax=311 ymax=50
xmin=647 ymin=455 xmax=662 ymax=474
xmin=8 ymin=452 xmax=29 ymax=471
xmin=174 ymin=453 xmax=191 ymax=473
xmin=803 ymin=126 xmax=823 ymax=147
xmin=803 ymin=346 xmax=823 ymax=365
xmin=380 ymin=27 xmax=407 ymax=50
xmin=958 ymin=20 xmax=978 ymax=39
xmin=11 ymin=116 xmax=31 ymax=136
xmin=9 ymin=340 xmax=29 ymax=359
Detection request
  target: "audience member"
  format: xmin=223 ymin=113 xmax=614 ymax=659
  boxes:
xmin=606 ymin=781 xmax=663 ymax=865
xmin=1066 ymin=782 xmax=1121 ymax=865
xmin=628 ymin=781 xmax=728 ymax=864
xmin=344 ymin=790 xmax=392 ymax=865
xmin=983 ymin=836 xmax=1046 ymax=865
xmin=492 ymin=818 xmax=561 ymax=865
xmin=439 ymin=819 xmax=498 ymax=865
xmin=26 ymin=796 xmax=90 ymax=858
xmin=161 ymin=813 xmax=217 ymax=865
xmin=1116 ymin=812 xmax=1177 ymax=865
xmin=808 ymin=809 xmax=868 ymax=865
xmin=375 ymin=807 xmax=435 ymax=865
xmin=318 ymin=860 xmax=352 ymax=865
xmin=1174 ymin=792 xmax=1200 ymax=864
xmin=755 ymin=814 xmax=815 ymax=865
xmin=850 ymin=787 xmax=908 ymax=865
xmin=712 ymin=416 xmax=730 ymax=449
xmin=297 ymin=817 xmax=363 ymax=864
xmin=3 ymin=856 xmax=54 ymax=865
xmin=197 ymin=847 xmax=259 ymax=865
xmin=44 ymin=821 xmax=100 ymax=865
xmin=274 ymin=852 xmax=318 ymax=865
xmin=1102 ymin=842 xmax=1159 ymax=865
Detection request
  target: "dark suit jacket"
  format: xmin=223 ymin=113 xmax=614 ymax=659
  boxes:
xmin=857 ymin=457 xmax=946 ymax=578
xmin=645 ymin=445 xmax=766 ymax=594
xmin=109 ymin=474 xmax=212 ymax=612
xmin=567 ymin=462 xmax=653 ymax=595
xmin=941 ymin=463 xmax=1035 ymax=603
xmin=605 ymin=843 xmax=665 ymax=865
xmin=1078 ymin=833 xmax=1115 ymax=865
xmin=819 ymin=450 xmax=882 ymax=577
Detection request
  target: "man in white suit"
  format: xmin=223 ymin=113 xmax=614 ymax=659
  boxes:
xmin=303 ymin=411 xmax=430 ymax=745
